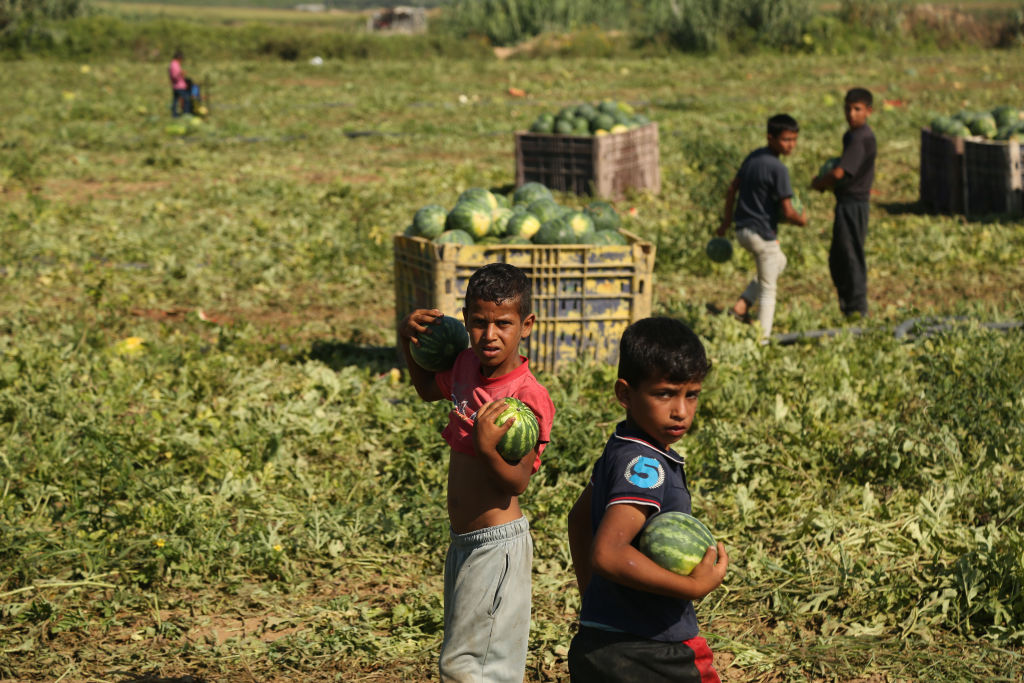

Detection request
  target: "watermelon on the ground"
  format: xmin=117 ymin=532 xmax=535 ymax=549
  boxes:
xmin=706 ymin=237 xmax=733 ymax=263
xmin=637 ymin=511 xmax=716 ymax=576
xmin=513 ymin=182 xmax=553 ymax=205
xmin=527 ymin=198 xmax=562 ymax=223
xmin=585 ymin=201 xmax=621 ymax=232
xmin=412 ymin=204 xmax=447 ymax=239
xmin=435 ymin=229 xmax=475 ymax=245
xmin=505 ymin=212 xmax=542 ymax=240
xmin=494 ymin=397 xmax=540 ymax=463
xmin=446 ymin=200 xmax=492 ymax=239
xmin=409 ymin=315 xmax=469 ymax=372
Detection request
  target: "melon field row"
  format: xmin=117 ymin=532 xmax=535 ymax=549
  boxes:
xmin=0 ymin=48 xmax=1022 ymax=682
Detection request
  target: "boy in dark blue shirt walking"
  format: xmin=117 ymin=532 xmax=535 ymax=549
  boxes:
xmin=717 ymin=114 xmax=808 ymax=342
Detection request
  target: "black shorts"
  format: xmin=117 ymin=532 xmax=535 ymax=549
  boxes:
xmin=568 ymin=625 xmax=720 ymax=683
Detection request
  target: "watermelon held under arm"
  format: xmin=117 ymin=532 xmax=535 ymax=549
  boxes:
xmin=409 ymin=315 xmax=469 ymax=372
xmin=637 ymin=511 xmax=716 ymax=576
xmin=494 ymin=397 xmax=540 ymax=464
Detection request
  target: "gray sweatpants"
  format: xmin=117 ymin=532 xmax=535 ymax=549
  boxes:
xmin=737 ymin=228 xmax=788 ymax=340
xmin=439 ymin=516 xmax=533 ymax=683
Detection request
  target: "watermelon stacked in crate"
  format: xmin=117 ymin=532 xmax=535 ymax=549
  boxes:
xmin=396 ymin=182 xmax=655 ymax=373
xmin=515 ymin=101 xmax=660 ymax=200
xmin=921 ymin=106 xmax=1024 ymax=217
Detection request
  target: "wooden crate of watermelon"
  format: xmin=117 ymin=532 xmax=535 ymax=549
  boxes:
xmin=921 ymin=106 xmax=1024 ymax=216
xmin=515 ymin=101 xmax=660 ymax=201
xmin=393 ymin=184 xmax=655 ymax=370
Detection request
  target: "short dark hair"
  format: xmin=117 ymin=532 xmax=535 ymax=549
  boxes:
xmin=767 ymin=114 xmax=799 ymax=138
xmin=173 ymin=49 xmax=184 ymax=60
xmin=845 ymin=87 xmax=873 ymax=107
xmin=618 ymin=317 xmax=710 ymax=386
xmin=464 ymin=262 xmax=532 ymax=319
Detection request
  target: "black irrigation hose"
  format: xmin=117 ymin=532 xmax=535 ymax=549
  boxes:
xmin=772 ymin=317 xmax=1024 ymax=346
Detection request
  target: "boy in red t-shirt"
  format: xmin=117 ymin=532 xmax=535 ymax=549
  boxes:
xmin=399 ymin=262 xmax=555 ymax=683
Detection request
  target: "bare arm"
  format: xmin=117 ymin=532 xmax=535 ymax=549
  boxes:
xmin=567 ymin=483 xmax=594 ymax=595
xmin=469 ymin=399 xmax=535 ymax=496
xmin=717 ymin=176 xmax=740 ymax=236
xmin=779 ymin=197 xmax=807 ymax=226
xmin=591 ymin=503 xmax=728 ymax=601
xmin=397 ymin=308 xmax=445 ymax=402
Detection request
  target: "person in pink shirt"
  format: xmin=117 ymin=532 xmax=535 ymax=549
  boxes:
xmin=400 ymin=262 xmax=556 ymax=683
xmin=168 ymin=50 xmax=189 ymax=117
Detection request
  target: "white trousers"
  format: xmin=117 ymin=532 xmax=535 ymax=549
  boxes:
xmin=736 ymin=228 xmax=788 ymax=340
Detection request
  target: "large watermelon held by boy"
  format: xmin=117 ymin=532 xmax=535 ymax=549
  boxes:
xmin=637 ymin=511 xmax=716 ymax=576
xmin=494 ymin=397 xmax=540 ymax=464
xmin=409 ymin=315 xmax=470 ymax=372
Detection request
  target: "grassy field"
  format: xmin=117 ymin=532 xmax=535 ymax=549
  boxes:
xmin=1 ymin=35 xmax=1023 ymax=683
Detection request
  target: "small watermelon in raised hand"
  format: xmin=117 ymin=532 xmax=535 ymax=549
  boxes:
xmin=410 ymin=315 xmax=469 ymax=372
xmin=638 ymin=511 xmax=716 ymax=576
xmin=494 ymin=397 xmax=540 ymax=464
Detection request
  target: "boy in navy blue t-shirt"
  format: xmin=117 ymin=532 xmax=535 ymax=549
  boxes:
xmin=567 ymin=317 xmax=728 ymax=683
xmin=716 ymin=113 xmax=807 ymax=342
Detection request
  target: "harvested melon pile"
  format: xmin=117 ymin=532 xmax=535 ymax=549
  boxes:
xmin=929 ymin=106 xmax=1024 ymax=141
xmin=403 ymin=182 xmax=628 ymax=246
xmin=527 ymin=100 xmax=651 ymax=137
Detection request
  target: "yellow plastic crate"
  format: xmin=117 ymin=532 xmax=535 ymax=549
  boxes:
xmin=393 ymin=231 xmax=655 ymax=373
